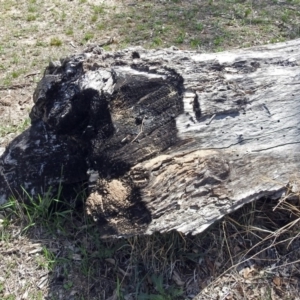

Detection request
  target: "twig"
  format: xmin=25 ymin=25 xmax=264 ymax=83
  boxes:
xmin=46 ymin=5 xmax=55 ymax=11
xmin=206 ymin=114 xmax=216 ymax=125
xmin=24 ymin=71 xmax=40 ymax=78
xmin=131 ymin=116 xmax=145 ymax=143
xmin=69 ymin=41 xmax=76 ymax=48
xmin=0 ymin=83 xmax=32 ymax=90
xmin=99 ymin=37 xmax=116 ymax=47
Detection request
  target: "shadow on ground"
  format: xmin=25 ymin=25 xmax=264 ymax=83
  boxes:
xmin=2 ymin=194 xmax=300 ymax=299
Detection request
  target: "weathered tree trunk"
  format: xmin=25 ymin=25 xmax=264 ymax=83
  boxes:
xmin=1 ymin=39 xmax=300 ymax=237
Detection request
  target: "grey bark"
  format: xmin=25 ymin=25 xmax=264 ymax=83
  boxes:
xmin=1 ymin=39 xmax=300 ymax=237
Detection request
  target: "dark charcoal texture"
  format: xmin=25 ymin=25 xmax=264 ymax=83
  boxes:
xmin=0 ymin=49 xmax=184 ymax=234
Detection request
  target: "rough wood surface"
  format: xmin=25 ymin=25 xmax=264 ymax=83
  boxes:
xmin=1 ymin=39 xmax=300 ymax=237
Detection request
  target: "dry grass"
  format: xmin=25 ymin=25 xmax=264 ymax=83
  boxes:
xmin=1 ymin=0 xmax=300 ymax=299
xmin=2 ymin=188 xmax=300 ymax=299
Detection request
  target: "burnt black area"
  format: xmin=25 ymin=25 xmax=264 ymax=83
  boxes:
xmin=33 ymin=82 xmax=114 ymax=138
xmin=126 ymin=187 xmax=151 ymax=225
xmin=232 ymin=60 xmax=258 ymax=73
xmin=0 ymin=122 xmax=89 ymax=204
xmin=132 ymin=51 xmax=140 ymax=59
xmin=1 ymin=56 xmax=185 ymax=235
xmin=210 ymin=62 xmax=224 ymax=71
xmin=89 ymin=68 xmax=184 ymax=179
xmin=193 ymin=93 xmax=201 ymax=121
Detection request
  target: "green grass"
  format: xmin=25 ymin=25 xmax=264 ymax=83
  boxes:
xmin=49 ymin=37 xmax=62 ymax=47
xmin=0 ymin=118 xmax=30 ymax=138
xmin=151 ymin=37 xmax=163 ymax=47
xmin=175 ymin=32 xmax=185 ymax=44
xmin=26 ymin=14 xmax=37 ymax=22
xmin=93 ymin=5 xmax=105 ymax=14
xmin=1 ymin=0 xmax=299 ymax=90
xmin=1 ymin=184 xmax=67 ymax=233
xmin=36 ymin=40 xmax=47 ymax=47
xmin=96 ymin=22 xmax=105 ymax=31
xmin=138 ymin=274 xmax=183 ymax=300
xmin=35 ymin=247 xmax=56 ymax=271
xmin=28 ymin=5 xmax=37 ymax=13
xmin=83 ymin=32 xmax=94 ymax=42
xmin=65 ymin=28 xmax=74 ymax=36
xmin=91 ymin=14 xmax=98 ymax=23
xmin=2 ymin=186 xmax=300 ymax=298
xmin=190 ymin=38 xmax=201 ymax=48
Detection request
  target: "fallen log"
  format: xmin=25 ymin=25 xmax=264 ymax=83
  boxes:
xmin=1 ymin=39 xmax=300 ymax=237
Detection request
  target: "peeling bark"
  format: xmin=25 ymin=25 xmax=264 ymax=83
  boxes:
xmin=1 ymin=39 xmax=300 ymax=237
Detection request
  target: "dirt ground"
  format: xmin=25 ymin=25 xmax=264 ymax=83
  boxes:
xmin=1 ymin=0 xmax=300 ymax=299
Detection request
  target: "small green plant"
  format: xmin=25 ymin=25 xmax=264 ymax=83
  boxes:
xmin=35 ymin=247 xmax=56 ymax=270
xmin=43 ymin=247 xmax=56 ymax=270
xmin=152 ymin=37 xmax=162 ymax=47
xmin=83 ymin=32 xmax=94 ymax=42
xmin=50 ymin=37 xmax=62 ymax=46
xmin=270 ymin=36 xmax=285 ymax=43
xmin=244 ymin=7 xmax=252 ymax=18
xmin=0 ymin=214 xmax=10 ymax=230
xmin=61 ymin=11 xmax=67 ymax=21
xmin=167 ymin=12 xmax=176 ymax=20
xmin=19 ymin=118 xmax=30 ymax=132
xmin=63 ymin=281 xmax=73 ymax=290
xmin=0 ymin=180 xmax=72 ymax=234
xmin=184 ymin=8 xmax=197 ymax=20
xmin=190 ymin=38 xmax=201 ymax=48
xmin=0 ymin=118 xmax=30 ymax=138
xmin=11 ymin=71 xmax=21 ymax=78
xmin=36 ymin=40 xmax=47 ymax=47
xmin=214 ymin=36 xmax=224 ymax=46
xmin=281 ymin=10 xmax=291 ymax=23
xmin=91 ymin=14 xmax=98 ymax=22
xmin=11 ymin=54 xmax=19 ymax=64
xmin=175 ymin=32 xmax=185 ymax=44
xmin=65 ymin=28 xmax=74 ymax=36
xmin=97 ymin=23 xmax=105 ymax=30
xmin=251 ymin=17 xmax=269 ymax=25
xmin=3 ymin=294 xmax=15 ymax=300
xmin=116 ymin=278 xmax=124 ymax=300
xmin=28 ymin=5 xmax=37 ymax=13
xmin=195 ymin=22 xmax=203 ymax=31
xmin=138 ymin=274 xmax=183 ymax=300
xmin=26 ymin=14 xmax=37 ymax=21
xmin=93 ymin=5 xmax=105 ymax=14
